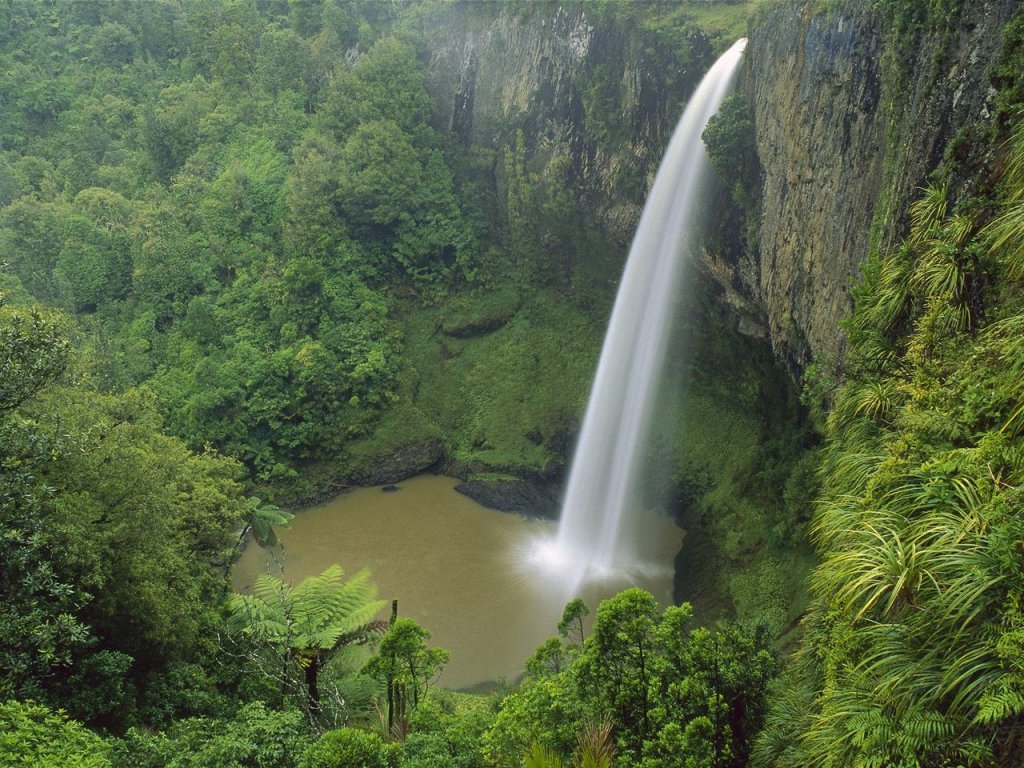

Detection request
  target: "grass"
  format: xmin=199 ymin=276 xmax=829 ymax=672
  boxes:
xmin=675 ymin=1 xmax=773 ymax=50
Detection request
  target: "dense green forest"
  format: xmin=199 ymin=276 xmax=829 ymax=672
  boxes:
xmin=3 ymin=0 xmax=1024 ymax=766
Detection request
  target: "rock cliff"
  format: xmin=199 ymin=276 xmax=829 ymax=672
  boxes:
xmin=419 ymin=1 xmax=1020 ymax=378
xmin=420 ymin=2 xmax=714 ymax=253
xmin=732 ymin=0 xmax=1020 ymax=374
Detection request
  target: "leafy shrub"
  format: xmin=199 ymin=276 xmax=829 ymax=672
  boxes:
xmin=298 ymin=727 xmax=398 ymax=768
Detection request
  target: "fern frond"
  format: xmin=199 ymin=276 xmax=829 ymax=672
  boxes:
xmin=974 ymin=680 xmax=1024 ymax=725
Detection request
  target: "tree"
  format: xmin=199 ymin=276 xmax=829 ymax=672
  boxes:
xmin=39 ymin=386 xmax=249 ymax=675
xmin=363 ymin=617 xmax=449 ymax=736
xmin=557 ymin=598 xmax=589 ymax=646
xmin=237 ymin=496 xmax=294 ymax=549
xmin=0 ymin=198 xmax=68 ymax=301
xmin=0 ymin=305 xmax=90 ymax=702
xmin=228 ymin=565 xmax=386 ymax=720
xmin=0 ymin=299 xmax=250 ymax=718
xmin=335 ymin=119 xmax=423 ymax=231
xmin=255 ymin=27 xmax=309 ymax=98
xmin=575 ymin=588 xmax=660 ymax=761
xmin=505 ymin=590 xmax=777 ymax=768
xmin=0 ymin=304 xmax=69 ymax=413
xmin=316 ymin=36 xmax=433 ymax=142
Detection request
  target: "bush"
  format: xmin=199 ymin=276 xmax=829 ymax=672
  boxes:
xmin=299 ymin=727 xmax=399 ymax=768
xmin=0 ymin=699 xmax=111 ymax=768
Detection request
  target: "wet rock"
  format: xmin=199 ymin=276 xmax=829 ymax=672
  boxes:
xmin=347 ymin=439 xmax=445 ymax=487
xmin=455 ymin=476 xmax=560 ymax=519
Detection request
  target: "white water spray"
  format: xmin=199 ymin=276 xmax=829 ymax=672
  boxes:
xmin=532 ymin=39 xmax=748 ymax=596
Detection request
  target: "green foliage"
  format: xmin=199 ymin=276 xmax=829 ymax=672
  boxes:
xmin=556 ymin=599 xmax=589 ymax=646
xmin=398 ymin=289 xmax=601 ymax=476
xmin=0 ymin=2 xmax=481 ymax=490
xmin=40 ymin=385 xmax=248 ymax=671
xmin=670 ymin=291 xmax=816 ymax=626
xmin=702 ymin=92 xmax=758 ymax=207
xmin=755 ymin=117 xmax=1024 ymax=767
xmin=0 ymin=198 xmax=68 ymax=302
xmin=0 ymin=6 xmax=817 ymax=761
xmin=402 ymin=691 xmax=495 ymax=768
xmin=575 ymin=589 xmax=661 ymax=758
xmin=501 ymin=133 xmax=585 ymax=287
xmin=0 ymin=308 xmax=91 ymax=704
xmin=439 ymin=287 xmax=522 ymax=337
xmin=0 ymin=305 xmax=69 ymax=412
xmin=229 ymin=565 xmax=386 ymax=720
xmin=484 ymin=592 xmax=777 ymax=768
xmin=240 ymin=497 xmax=293 ymax=548
xmin=0 ymin=699 xmax=111 ymax=768
xmin=316 ymin=36 xmax=433 ymax=143
xmin=299 ymin=727 xmax=398 ymax=768
xmin=481 ymin=674 xmax=585 ymax=768
xmin=985 ymin=118 xmax=1024 ymax=279
xmin=113 ymin=702 xmax=312 ymax=768
xmin=134 ymin=661 xmax=234 ymax=730
xmin=1 ymin=295 xmax=249 ymax=724
xmin=363 ymin=617 xmax=450 ymax=736
xmin=524 ymin=742 xmax=564 ymax=768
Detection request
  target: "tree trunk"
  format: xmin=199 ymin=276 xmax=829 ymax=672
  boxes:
xmin=306 ymin=655 xmax=321 ymax=719
xmin=386 ymin=673 xmax=395 ymax=735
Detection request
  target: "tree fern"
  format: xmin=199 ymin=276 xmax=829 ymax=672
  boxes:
xmin=228 ymin=564 xmax=385 ymax=718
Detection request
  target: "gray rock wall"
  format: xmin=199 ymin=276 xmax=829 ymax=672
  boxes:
xmin=737 ymin=0 xmax=1018 ymax=374
xmin=420 ymin=2 xmax=712 ymax=248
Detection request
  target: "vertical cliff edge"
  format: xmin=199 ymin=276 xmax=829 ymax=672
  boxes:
xmin=728 ymin=0 xmax=1020 ymax=376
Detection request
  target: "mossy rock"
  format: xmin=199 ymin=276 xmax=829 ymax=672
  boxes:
xmin=439 ymin=287 xmax=522 ymax=337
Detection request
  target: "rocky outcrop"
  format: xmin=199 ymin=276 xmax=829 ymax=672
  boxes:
xmin=454 ymin=475 xmax=561 ymax=519
xmin=419 ymin=1 xmax=1019 ymax=378
xmin=346 ymin=438 xmax=445 ymax=486
xmin=732 ymin=0 xmax=1019 ymax=374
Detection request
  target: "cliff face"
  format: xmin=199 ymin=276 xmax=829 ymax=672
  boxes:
xmin=734 ymin=0 xmax=1019 ymax=374
xmin=419 ymin=1 xmax=1019 ymax=377
xmin=420 ymin=3 xmax=713 ymax=253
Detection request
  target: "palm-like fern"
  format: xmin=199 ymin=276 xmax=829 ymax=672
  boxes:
xmin=908 ymin=183 xmax=948 ymax=243
xmin=524 ymin=742 xmax=565 ymax=768
xmin=228 ymin=564 xmax=385 ymax=717
xmin=243 ymin=496 xmax=293 ymax=547
xmin=575 ymin=718 xmax=614 ymax=768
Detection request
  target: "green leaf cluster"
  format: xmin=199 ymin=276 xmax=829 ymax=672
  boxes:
xmin=0 ymin=699 xmax=111 ymax=768
xmin=484 ymin=590 xmax=777 ymax=768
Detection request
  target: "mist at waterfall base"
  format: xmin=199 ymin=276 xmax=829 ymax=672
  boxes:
xmin=524 ymin=39 xmax=748 ymax=601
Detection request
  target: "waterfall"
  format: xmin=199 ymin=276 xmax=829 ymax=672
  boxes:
xmin=536 ymin=39 xmax=748 ymax=595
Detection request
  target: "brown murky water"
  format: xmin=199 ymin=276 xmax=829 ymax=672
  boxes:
xmin=231 ymin=474 xmax=681 ymax=689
